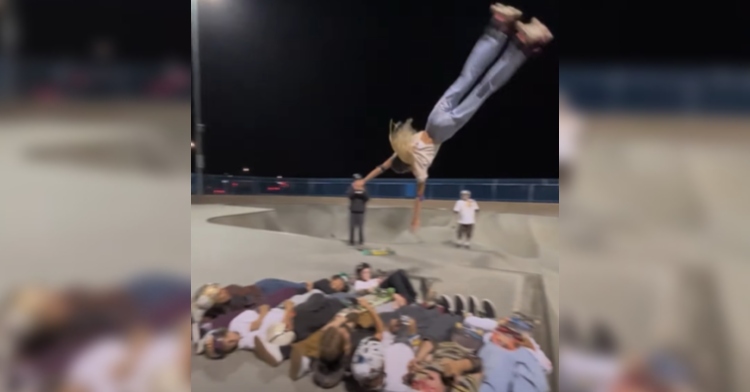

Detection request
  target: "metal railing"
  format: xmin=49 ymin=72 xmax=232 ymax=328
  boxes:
xmin=191 ymin=174 xmax=559 ymax=203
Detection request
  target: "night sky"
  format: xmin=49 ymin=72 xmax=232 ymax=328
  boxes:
xmin=197 ymin=0 xmax=558 ymax=179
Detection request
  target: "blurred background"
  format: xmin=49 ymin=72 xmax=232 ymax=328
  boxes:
xmin=0 ymin=0 xmax=190 ymax=391
xmin=559 ymin=47 xmax=750 ymax=392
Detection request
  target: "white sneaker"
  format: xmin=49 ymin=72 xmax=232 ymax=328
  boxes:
xmin=254 ymin=336 xmax=283 ymax=367
xmin=515 ymin=17 xmax=554 ymax=48
xmin=289 ymin=345 xmax=311 ymax=380
xmin=490 ymin=3 xmax=523 ymax=27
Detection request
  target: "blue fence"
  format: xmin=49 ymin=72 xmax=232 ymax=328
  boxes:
xmin=191 ymin=175 xmax=559 ymax=203
xmin=560 ymin=66 xmax=750 ymax=113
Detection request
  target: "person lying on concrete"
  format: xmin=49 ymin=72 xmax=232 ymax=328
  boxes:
xmin=463 ymin=315 xmax=553 ymax=375
xmin=393 ymin=311 xmax=550 ymax=392
xmin=348 ymin=298 xmax=497 ymax=392
xmin=311 ymin=293 xmax=491 ymax=390
xmin=191 ymin=279 xmax=314 ymax=351
xmin=310 ymin=297 xmax=387 ymax=389
xmin=196 ymin=290 xmax=324 ymax=359
xmin=252 ymin=290 xmax=366 ymax=368
xmin=473 ymin=317 xmax=550 ymax=392
xmin=354 ymin=263 xmax=421 ymax=304
xmin=312 ymin=274 xmax=350 ymax=295
xmin=193 ymin=278 xmax=313 ymax=322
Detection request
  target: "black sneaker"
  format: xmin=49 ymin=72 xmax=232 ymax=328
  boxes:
xmin=436 ymin=295 xmax=454 ymax=313
xmin=454 ymin=295 xmax=467 ymax=316
xmin=468 ymin=296 xmax=480 ymax=315
xmin=481 ymin=299 xmax=497 ymax=319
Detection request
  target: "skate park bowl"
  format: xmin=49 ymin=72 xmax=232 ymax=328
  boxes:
xmin=191 ymin=196 xmax=559 ymax=392
xmin=208 ymin=204 xmax=558 ymax=260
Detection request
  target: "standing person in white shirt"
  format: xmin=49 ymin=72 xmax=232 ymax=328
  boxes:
xmin=454 ymin=190 xmax=479 ymax=248
xmin=352 ymin=4 xmax=553 ymax=232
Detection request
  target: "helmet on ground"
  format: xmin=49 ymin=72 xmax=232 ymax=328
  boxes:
xmin=267 ymin=322 xmax=296 ymax=346
xmin=351 ymin=337 xmax=385 ymax=388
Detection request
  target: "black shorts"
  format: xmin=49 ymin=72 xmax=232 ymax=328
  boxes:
xmin=457 ymin=224 xmax=474 ymax=239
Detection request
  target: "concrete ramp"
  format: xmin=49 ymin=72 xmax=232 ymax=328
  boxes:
xmin=208 ymin=204 xmax=558 ymax=259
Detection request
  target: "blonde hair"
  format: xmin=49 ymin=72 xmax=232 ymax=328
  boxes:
xmin=389 ymin=119 xmax=418 ymax=165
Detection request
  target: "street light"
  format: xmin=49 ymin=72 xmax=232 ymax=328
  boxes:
xmin=191 ymin=0 xmax=205 ymax=195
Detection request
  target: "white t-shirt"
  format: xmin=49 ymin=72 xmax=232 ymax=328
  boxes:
xmin=381 ymin=332 xmax=415 ymax=392
xmin=454 ymin=199 xmax=479 ymax=225
xmin=66 ymin=333 xmax=183 ymax=392
xmin=229 ymin=308 xmax=286 ymax=350
xmin=354 ymin=279 xmax=380 ymax=292
xmin=411 ymin=132 xmax=439 ymax=183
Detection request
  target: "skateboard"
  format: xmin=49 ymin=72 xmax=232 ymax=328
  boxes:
xmin=359 ymin=247 xmax=395 ymax=256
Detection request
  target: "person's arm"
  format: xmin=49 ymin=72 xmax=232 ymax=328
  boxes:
xmin=414 ymin=339 xmax=434 ymax=362
xmin=347 ymin=186 xmax=355 ymax=199
xmin=362 ymin=189 xmax=370 ymax=203
xmin=282 ymin=300 xmax=296 ymax=330
xmin=358 ymin=298 xmax=385 ymax=338
xmin=250 ymin=304 xmax=271 ymax=331
xmin=362 ymin=155 xmax=396 ymax=183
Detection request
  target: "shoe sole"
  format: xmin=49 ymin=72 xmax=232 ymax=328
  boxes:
xmin=482 ymin=299 xmax=498 ymax=320
xmin=254 ymin=336 xmax=281 ymax=367
xmin=439 ymin=294 xmax=454 ymax=313
xmin=468 ymin=296 xmax=480 ymax=315
xmin=454 ymin=294 xmax=467 ymax=316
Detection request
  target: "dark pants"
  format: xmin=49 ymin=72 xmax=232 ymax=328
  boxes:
xmin=457 ymin=224 xmax=474 ymax=240
xmin=350 ymin=212 xmax=365 ymax=245
xmin=255 ymin=279 xmax=306 ymax=295
xmin=380 ymin=269 xmax=418 ymax=304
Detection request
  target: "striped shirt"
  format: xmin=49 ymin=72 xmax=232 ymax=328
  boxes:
xmin=423 ymin=342 xmax=482 ymax=392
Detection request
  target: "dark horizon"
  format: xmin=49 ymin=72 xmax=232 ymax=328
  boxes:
xmin=194 ymin=0 xmax=558 ymax=179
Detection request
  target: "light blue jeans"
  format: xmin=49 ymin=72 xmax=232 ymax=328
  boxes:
xmin=426 ymin=27 xmax=527 ymax=144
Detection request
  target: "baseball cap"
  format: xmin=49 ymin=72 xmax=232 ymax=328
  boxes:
xmin=353 ymin=173 xmax=363 ymax=179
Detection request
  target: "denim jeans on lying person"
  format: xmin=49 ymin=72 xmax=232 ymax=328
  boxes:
xmin=254 ymin=278 xmax=307 ymax=296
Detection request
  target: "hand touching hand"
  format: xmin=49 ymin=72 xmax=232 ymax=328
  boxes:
xmin=439 ymin=359 xmax=463 ymax=378
xmin=357 ymin=297 xmax=373 ymax=309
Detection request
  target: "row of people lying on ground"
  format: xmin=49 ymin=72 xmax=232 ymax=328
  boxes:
xmin=192 ymin=264 xmax=552 ymax=392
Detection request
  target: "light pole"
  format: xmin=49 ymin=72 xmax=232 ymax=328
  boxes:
xmin=191 ymin=0 xmax=205 ymax=195
xmin=1 ymin=1 xmax=19 ymax=101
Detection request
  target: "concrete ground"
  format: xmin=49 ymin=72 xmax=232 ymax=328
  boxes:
xmin=191 ymin=197 xmax=559 ymax=392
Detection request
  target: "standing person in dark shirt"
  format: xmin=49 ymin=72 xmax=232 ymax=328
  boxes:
xmin=348 ymin=173 xmax=370 ymax=246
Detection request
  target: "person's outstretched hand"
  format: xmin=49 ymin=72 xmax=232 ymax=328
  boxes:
xmin=352 ymin=179 xmax=365 ymax=190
